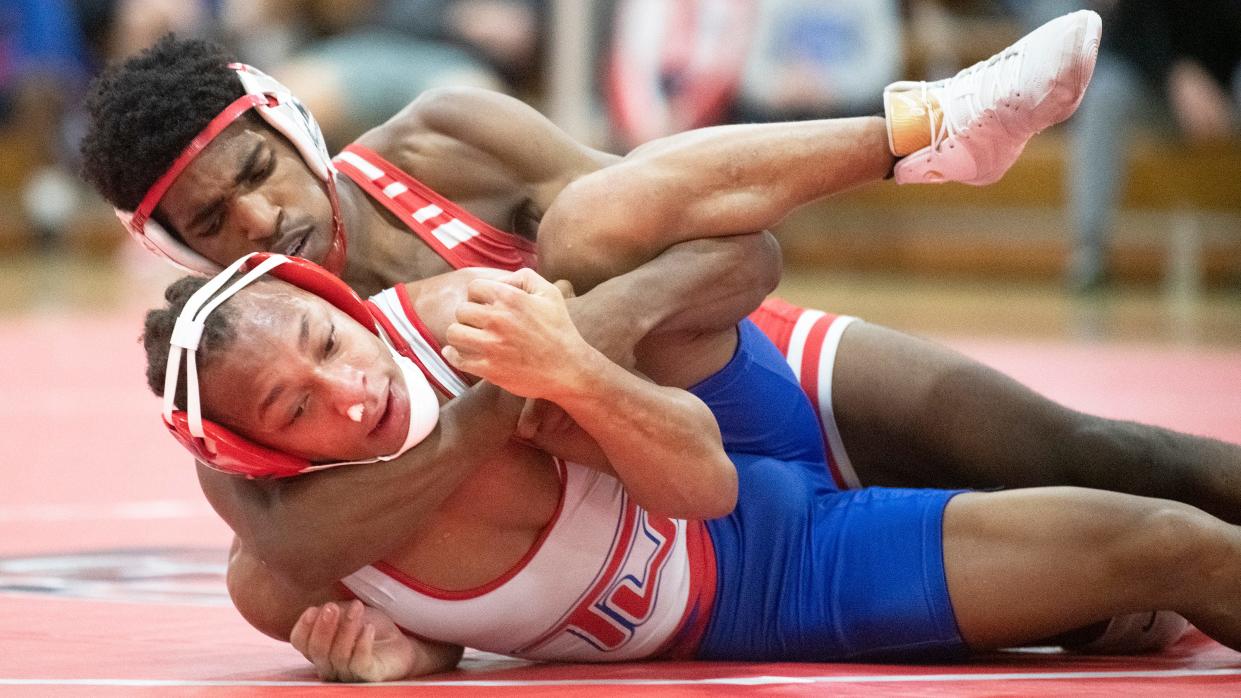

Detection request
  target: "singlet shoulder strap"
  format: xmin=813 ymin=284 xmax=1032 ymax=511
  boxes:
xmin=368 ymin=285 xmax=471 ymax=398
xmin=335 ymin=144 xmax=535 ymax=272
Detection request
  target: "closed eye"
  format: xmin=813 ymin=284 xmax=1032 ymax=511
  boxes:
xmin=250 ymin=152 xmax=276 ymax=184
xmin=289 ymin=396 xmax=308 ymax=426
xmin=323 ymin=324 xmax=336 ymax=358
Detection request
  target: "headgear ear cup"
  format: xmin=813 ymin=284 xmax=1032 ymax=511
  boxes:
xmin=163 ymin=253 xmax=439 ymax=478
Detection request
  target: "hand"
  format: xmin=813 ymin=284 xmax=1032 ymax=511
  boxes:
xmin=289 ymin=600 xmax=416 ymax=682
xmin=443 ymin=268 xmax=600 ymax=400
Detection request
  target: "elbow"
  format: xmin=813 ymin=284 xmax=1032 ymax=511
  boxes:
xmin=730 ymin=231 xmax=781 ymax=301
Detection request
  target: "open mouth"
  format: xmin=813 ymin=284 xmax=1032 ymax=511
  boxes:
xmin=280 ymin=226 xmax=312 ymax=258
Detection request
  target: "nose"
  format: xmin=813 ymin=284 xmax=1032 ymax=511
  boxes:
xmin=316 ymin=361 xmax=369 ymax=421
xmin=234 ymin=189 xmax=280 ymax=244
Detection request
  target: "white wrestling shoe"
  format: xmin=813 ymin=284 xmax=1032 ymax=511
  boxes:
xmin=887 ymin=10 xmax=1102 ymax=185
xmin=1068 ymin=611 xmax=1191 ymax=655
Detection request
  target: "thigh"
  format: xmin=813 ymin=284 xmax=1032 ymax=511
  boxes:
xmin=942 ymin=487 xmax=1193 ymax=650
xmin=831 ymin=321 xmax=1085 ymax=489
xmin=690 ymin=320 xmax=828 ymax=466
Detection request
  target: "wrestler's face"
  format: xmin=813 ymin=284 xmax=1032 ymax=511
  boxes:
xmin=157 ymin=119 xmax=336 ymax=268
xmin=198 ymin=281 xmax=413 ymax=462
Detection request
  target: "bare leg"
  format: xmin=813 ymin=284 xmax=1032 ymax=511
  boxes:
xmin=945 ymin=488 xmax=1241 ymax=651
xmin=539 ymin=117 xmax=894 ymax=290
xmin=832 ymin=322 xmax=1241 ymax=525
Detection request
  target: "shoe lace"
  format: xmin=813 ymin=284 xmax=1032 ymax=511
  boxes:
xmin=927 ymin=45 xmax=1026 ymax=152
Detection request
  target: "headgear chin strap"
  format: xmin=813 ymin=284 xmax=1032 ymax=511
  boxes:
xmin=117 ymin=64 xmax=346 ymax=276
xmin=163 ymin=253 xmax=439 ymax=479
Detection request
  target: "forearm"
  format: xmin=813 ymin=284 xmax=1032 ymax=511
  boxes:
xmin=548 ymin=346 xmax=736 ymax=519
xmin=567 ymin=233 xmax=780 ymax=351
xmin=202 ymin=382 xmax=524 ymax=589
xmin=539 ymin=116 xmax=891 ymax=289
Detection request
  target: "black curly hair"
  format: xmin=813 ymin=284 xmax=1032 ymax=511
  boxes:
xmin=142 ymin=275 xmax=240 ymax=411
xmin=80 ymin=34 xmax=245 ymax=213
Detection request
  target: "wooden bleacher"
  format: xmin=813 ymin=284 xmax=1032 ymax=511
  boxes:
xmin=774 ymin=131 xmax=1241 ymax=290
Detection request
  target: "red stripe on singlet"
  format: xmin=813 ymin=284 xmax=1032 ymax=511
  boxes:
xmin=334 ymin=144 xmax=535 ymax=272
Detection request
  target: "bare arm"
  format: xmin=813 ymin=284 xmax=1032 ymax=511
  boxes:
xmin=444 ymin=270 xmax=737 ymax=519
xmin=200 ymin=382 xmax=524 ymax=591
xmin=539 ymin=116 xmax=895 ymax=290
xmin=228 ymin=538 xmax=461 ymax=681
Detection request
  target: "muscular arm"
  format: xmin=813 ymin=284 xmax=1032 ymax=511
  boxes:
xmin=228 ymin=538 xmax=462 ymax=680
xmin=200 ymin=382 xmax=524 ymax=591
xmin=445 ymin=271 xmax=737 ymax=519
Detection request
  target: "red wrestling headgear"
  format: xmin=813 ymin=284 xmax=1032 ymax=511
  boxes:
xmin=162 ymin=253 xmax=439 ymax=478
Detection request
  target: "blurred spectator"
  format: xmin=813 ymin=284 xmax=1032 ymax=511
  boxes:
xmin=735 ymin=0 xmax=901 ymax=122
xmin=1010 ymin=0 xmax=1241 ymax=292
xmin=0 ymin=0 xmax=224 ymax=250
xmin=233 ymin=0 xmax=546 ymax=148
xmin=605 ymin=0 xmax=902 ymax=148
xmin=0 ymin=0 xmax=102 ymax=248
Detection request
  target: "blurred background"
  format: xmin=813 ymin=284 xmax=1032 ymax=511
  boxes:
xmin=0 ymin=0 xmax=1238 ymax=343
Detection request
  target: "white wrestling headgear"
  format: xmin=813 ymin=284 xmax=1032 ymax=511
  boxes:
xmin=116 ymin=63 xmax=346 ymax=276
xmin=162 ymin=253 xmax=439 ymax=478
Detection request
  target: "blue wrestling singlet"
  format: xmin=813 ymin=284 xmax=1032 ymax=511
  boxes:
xmin=689 ymin=319 xmax=826 ymax=465
xmin=687 ymin=319 xmax=967 ymax=661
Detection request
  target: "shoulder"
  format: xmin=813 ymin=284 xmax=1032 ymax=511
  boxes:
xmin=355 ymin=87 xmax=529 ymax=156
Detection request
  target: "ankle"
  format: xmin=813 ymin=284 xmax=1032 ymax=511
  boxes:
xmin=885 ymin=88 xmax=942 ymax=156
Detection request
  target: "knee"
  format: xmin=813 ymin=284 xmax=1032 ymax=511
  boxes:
xmin=1110 ymin=504 xmax=1231 ymax=594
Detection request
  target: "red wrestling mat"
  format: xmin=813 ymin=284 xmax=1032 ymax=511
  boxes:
xmin=2 ymin=313 xmax=1240 ymax=695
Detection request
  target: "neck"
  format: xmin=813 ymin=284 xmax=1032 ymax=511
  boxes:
xmin=333 ymin=174 xmax=457 ymax=297
xmin=334 ymin=175 xmax=387 ymax=296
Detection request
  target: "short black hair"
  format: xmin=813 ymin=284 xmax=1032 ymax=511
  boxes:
xmin=142 ymin=275 xmax=240 ymax=410
xmin=80 ymin=34 xmax=244 ymax=211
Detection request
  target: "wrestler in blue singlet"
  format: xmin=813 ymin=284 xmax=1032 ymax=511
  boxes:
xmin=687 ymin=319 xmax=966 ymax=660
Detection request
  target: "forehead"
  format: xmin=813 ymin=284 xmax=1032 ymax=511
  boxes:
xmin=156 ymin=119 xmax=297 ymax=216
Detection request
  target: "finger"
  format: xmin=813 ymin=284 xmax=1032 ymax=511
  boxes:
xmin=505 ymin=268 xmax=558 ymax=299
xmin=328 ymin=600 xmax=366 ymax=680
xmin=454 ymin=300 xmax=493 ymax=330
xmin=553 ymin=279 xmax=576 ymax=299
xmin=442 ymin=344 xmax=488 ymax=377
xmin=307 ymin=602 xmax=343 ymax=680
xmin=350 ymin=623 xmax=377 ymax=682
xmin=467 ymin=277 xmax=524 ymax=304
xmin=445 ymin=321 xmax=493 ymax=355
xmin=516 ymin=398 xmax=543 ymax=441
xmin=289 ymin=606 xmax=319 ymax=656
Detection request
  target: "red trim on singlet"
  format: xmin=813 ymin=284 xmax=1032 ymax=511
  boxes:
xmin=748 ymin=298 xmax=853 ymax=488
xmin=373 ymin=459 xmax=569 ymax=600
xmin=655 ymin=519 xmax=717 ymax=660
xmin=365 ymin=284 xmax=472 ymax=398
xmin=797 ymin=313 xmax=853 ymax=489
xmin=364 ymin=298 xmax=452 ymax=398
xmin=394 ymin=284 xmax=466 ymax=384
xmin=746 ymin=297 xmax=801 ymax=354
xmin=334 ymin=144 xmax=536 ymax=272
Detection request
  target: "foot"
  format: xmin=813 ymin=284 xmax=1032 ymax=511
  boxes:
xmin=886 ymin=10 xmax=1102 ymax=185
xmin=1064 ymin=611 xmax=1191 ymax=654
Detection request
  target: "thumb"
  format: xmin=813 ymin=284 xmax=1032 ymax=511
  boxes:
xmin=503 ymin=268 xmax=559 ymax=299
xmin=552 ymin=279 xmax=576 ymax=299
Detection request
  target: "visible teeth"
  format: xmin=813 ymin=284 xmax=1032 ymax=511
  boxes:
xmin=347 ymin=403 xmax=365 ymax=422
